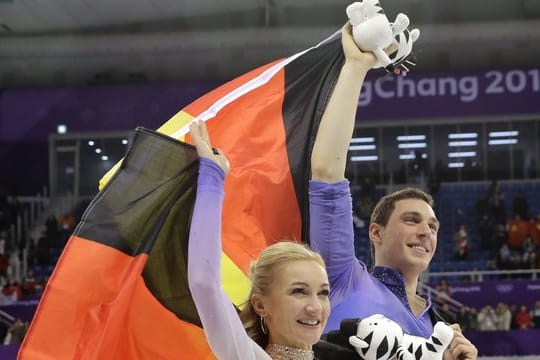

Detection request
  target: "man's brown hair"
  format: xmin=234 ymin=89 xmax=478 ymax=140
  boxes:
xmin=370 ymin=187 xmax=434 ymax=227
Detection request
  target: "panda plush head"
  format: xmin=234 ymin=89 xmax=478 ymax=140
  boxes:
xmin=346 ymin=0 xmax=420 ymax=75
xmin=348 ymin=314 xmax=404 ymax=360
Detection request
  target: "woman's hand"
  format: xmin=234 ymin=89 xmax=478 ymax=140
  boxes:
xmin=189 ymin=120 xmax=230 ymax=175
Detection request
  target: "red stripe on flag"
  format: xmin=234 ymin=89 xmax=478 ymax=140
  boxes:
xmin=185 ymin=67 xmax=302 ymax=273
xmin=19 ymin=236 xmax=215 ymax=359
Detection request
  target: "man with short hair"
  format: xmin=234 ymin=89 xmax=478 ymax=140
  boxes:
xmin=309 ymin=23 xmax=478 ymax=360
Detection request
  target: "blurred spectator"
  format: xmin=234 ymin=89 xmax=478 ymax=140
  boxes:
xmin=495 ymin=302 xmax=512 ymax=330
xmin=0 ymin=252 xmax=8 ymax=278
xmin=438 ymin=303 xmax=456 ymax=324
xmin=45 ymin=214 xmax=59 ymax=243
xmin=456 ymin=306 xmax=468 ymax=329
xmin=58 ymin=213 xmax=77 ymax=247
xmin=0 ymin=321 xmax=8 ymax=348
xmin=456 ymin=306 xmax=476 ymax=331
xmin=26 ymin=237 xmax=37 ymax=269
xmin=512 ymin=190 xmax=529 ymax=221
xmin=531 ymin=212 xmax=540 ymax=246
xmin=355 ymin=177 xmax=377 ymax=223
xmin=497 ymin=243 xmax=512 ymax=270
xmin=468 ymin=307 xmax=479 ymax=330
xmin=435 ymin=278 xmax=452 ymax=304
xmin=0 ymin=230 xmax=7 ymax=256
xmin=477 ymin=304 xmax=497 ymax=331
xmin=22 ymin=269 xmax=37 ymax=296
xmin=486 ymin=257 xmax=498 ymax=273
xmin=468 ymin=268 xmax=483 ymax=282
xmin=35 ymin=232 xmax=51 ymax=267
xmin=487 ymin=179 xmax=506 ymax=225
xmin=476 ymin=195 xmax=490 ymax=221
xmin=352 ymin=194 xmax=366 ymax=229
xmin=514 ymin=304 xmax=534 ymax=329
xmin=528 ymin=251 xmax=538 ymax=270
xmin=3 ymin=318 xmax=28 ymax=345
xmin=359 ymin=175 xmax=376 ymax=200
xmin=507 ymin=214 xmax=530 ymax=250
xmin=522 ymin=235 xmax=536 ymax=268
xmin=491 ymin=224 xmax=508 ymax=252
xmin=0 ymin=231 xmax=10 ymax=279
xmin=0 ymin=278 xmax=21 ymax=305
xmin=352 ymin=213 xmax=366 ymax=230
xmin=509 ymin=253 xmax=524 ymax=278
xmin=509 ymin=304 xmax=518 ymax=329
xmin=532 ymin=300 xmax=540 ymax=329
xmin=0 ymin=193 xmax=14 ymax=231
xmin=453 ymin=224 xmax=470 ymax=260
xmin=478 ymin=214 xmax=494 ymax=251
xmin=357 ymin=197 xmax=374 ymax=225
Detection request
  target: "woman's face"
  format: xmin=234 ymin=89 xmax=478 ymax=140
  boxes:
xmin=256 ymin=260 xmax=330 ymax=349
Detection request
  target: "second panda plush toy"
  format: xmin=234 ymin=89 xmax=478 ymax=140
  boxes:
xmin=348 ymin=314 xmax=454 ymax=360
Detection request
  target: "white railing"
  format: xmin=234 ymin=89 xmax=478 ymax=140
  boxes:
xmin=419 ymin=282 xmax=464 ymax=313
xmin=4 ymin=187 xmax=79 ymax=282
xmin=422 ymin=269 xmax=540 ymax=282
xmin=419 ymin=269 xmax=540 ymax=319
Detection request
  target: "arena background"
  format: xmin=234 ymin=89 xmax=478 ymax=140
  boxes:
xmin=1 ymin=0 xmax=540 ymax=359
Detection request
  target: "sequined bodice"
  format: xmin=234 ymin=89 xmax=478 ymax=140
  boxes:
xmin=266 ymin=344 xmax=314 ymax=360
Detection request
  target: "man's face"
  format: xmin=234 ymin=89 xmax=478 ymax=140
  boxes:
xmin=371 ymin=198 xmax=439 ymax=276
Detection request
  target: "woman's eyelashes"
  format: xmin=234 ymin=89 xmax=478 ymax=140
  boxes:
xmin=290 ymin=287 xmax=330 ymax=297
xmin=318 ymin=289 xmax=330 ymax=297
xmin=291 ymin=287 xmax=308 ymax=295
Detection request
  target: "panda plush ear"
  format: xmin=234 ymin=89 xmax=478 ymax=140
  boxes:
xmin=385 ymin=26 xmax=421 ymax=75
xmin=326 ymin=318 xmax=362 ymax=351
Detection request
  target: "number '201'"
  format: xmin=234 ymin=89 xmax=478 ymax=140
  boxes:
xmin=485 ymin=69 xmax=539 ymax=94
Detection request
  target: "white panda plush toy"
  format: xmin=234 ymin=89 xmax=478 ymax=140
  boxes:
xmin=346 ymin=0 xmax=420 ymax=74
xmin=348 ymin=314 xmax=454 ymax=360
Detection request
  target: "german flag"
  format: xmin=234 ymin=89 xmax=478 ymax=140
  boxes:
xmin=20 ymin=30 xmax=345 ymax=359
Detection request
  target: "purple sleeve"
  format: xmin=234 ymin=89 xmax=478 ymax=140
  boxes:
xmin=188 ymin=158 xmax=269 ymax=360
xmin=309 ymin=180 xmax=366 ymax=305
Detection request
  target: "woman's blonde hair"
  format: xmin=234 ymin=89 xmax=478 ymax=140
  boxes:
xmin=239 ymin=241 xmax=326 ymax=348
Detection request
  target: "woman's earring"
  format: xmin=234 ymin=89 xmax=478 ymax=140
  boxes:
xmin=260 ymin=316 xmax=268 ymax=335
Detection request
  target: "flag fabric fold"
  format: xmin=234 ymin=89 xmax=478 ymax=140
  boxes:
xmin=20 ymin=128 xmax=216 ymax=359
xmin=20 ymin=30 xmax=346 ymax=359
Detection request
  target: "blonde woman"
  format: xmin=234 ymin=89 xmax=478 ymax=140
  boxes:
xmin=188 ymin=120 xmax=330 ymax=359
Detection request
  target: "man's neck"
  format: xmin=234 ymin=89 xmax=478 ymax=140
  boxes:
xmin=404 ymin=274 xmax=427 ymax=316
xmin=403 ymin=272 xmax=419 ymax=295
